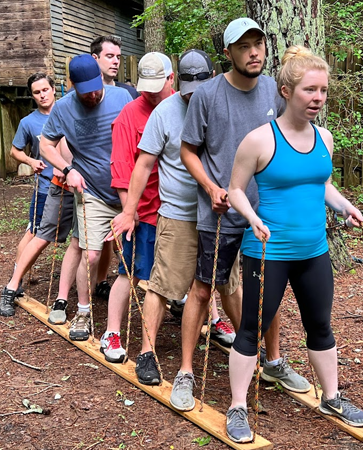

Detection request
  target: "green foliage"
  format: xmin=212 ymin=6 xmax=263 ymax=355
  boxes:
xmin=192 ymin=435 xmax=211 ymax=446
xmin=324 ymin=0 xmax=363 ymax=60
xmin=132 ymin=0 xmax=244 ymax=57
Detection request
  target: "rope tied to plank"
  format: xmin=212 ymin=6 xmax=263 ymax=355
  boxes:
xmin=110 ymin=220 xmax=163 ymax=382
xmin=199 ymin=213 xmax=222 ymax=412
xmin=46 ymin=184 xmax=65 ymax=313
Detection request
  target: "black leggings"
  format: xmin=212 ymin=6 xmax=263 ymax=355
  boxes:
xmin=233 ymin=252 xmax=336 ymax=356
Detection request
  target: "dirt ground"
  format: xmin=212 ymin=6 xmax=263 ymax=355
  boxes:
xmin=0 ymin=177 xmax=363 ymax=450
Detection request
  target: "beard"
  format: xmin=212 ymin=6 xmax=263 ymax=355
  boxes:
xmin=231 ymin=55 xmax=265 ymax=79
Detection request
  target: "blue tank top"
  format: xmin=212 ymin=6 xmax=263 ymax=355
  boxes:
xmin=242 ymin=120 xmax=332 ymax=260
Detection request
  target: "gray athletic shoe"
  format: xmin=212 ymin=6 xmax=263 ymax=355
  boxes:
xmin=261 ymin=356 xmax=311 ymax=393
xmin=48 ymin=299 xmax=68 ymax=325
xmin=210 ymin=319 xmax=236 ymax=347
xmin=0 ymin=287 xmax=16 ymax=317
xmin=226 ymin=406 xmax=253 ymax=443
xmin=100 ymin=332 xmax=125 ymax=363
xmin=69 ymin=312 xmax=90 ymax=341
xmin=170 ymin=371 xmax=195 ymax=411
xmin=319 ymin=392 xmax=363 ymax=427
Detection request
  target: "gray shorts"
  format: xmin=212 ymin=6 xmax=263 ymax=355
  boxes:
xmin=36 ymin=184 xmax=74 ymax=243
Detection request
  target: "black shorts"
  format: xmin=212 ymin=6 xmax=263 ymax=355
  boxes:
xmin=195 ymin=231 xmax=243 ymax=285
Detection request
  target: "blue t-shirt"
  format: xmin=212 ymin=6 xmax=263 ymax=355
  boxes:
xmin=13 ymin=109 xmax=54 ymax=194
xmin=42 ymin=85 xmax=132 ymax=204
xmin=242 ymin=121 xmax=332 ymax=260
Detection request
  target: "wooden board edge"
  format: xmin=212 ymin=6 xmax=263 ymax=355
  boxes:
xmin=201 ymin=325 xmax=231 ymax=355
xmin=16 ymin=295 xmax=273 ymax=450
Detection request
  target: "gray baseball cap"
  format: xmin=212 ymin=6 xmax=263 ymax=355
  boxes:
xmin=178 ymin=49 xmax=213 ymax=96
xmin=224 ymin=18 xmax=265 ymax=48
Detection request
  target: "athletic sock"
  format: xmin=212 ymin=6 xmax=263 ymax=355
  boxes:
xmin=77 ymin=303 xmax=90 ymax=314
xmin=175 ymin=294 xmax=188 ymax=306
xmin=265 ymin=358 xmax=281 ymax=367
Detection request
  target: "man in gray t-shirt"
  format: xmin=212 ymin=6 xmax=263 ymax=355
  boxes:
xmin=171 ymin=18 xmax=309 ymax=415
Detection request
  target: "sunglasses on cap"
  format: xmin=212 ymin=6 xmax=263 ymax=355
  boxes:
xmin=178 ymin=71 xmax=212 ymax=82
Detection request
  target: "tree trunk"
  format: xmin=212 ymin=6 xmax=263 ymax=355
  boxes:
xmin=246 ymin=0 xmax=352 ymax=272
xmin=144 ymin=0 xmax=166 ymax=53
xmin=246 ymin=0 xmax=325 ymax=78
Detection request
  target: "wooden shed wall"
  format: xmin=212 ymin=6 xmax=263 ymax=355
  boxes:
xmin=0 ymin=0 xmax=53 ymax=87
xmin=50 ymin=0 xmax=145 ymax=92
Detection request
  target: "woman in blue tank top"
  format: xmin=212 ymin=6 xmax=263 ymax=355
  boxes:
xmin=225 ymin=46 xmax=363 ymax=443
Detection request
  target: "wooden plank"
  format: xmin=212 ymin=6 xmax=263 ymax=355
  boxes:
xmin=138 ymin=284 xmax=363 ymax=442
xmin=16 ymin=295 xmax=272 ymax=450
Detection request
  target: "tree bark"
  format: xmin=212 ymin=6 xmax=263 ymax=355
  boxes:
xmin=245 ymin=0 xmax=325 ymax=78
xmin=144 ymin=0 xmax=166 ymax=53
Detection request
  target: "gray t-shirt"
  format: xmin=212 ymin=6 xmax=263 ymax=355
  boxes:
xmin=181 ymin=73 xmax=285 ymax=234
xmin=138 ymin=92 xmax=198 ymax=221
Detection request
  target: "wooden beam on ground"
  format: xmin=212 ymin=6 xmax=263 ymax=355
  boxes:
xmin=203 ymin=326 xmax=363 ymax=442
xmin=16 ymin=295 xmax=273 ymax=450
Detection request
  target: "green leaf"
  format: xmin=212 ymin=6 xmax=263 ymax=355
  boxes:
xmin=192 ymin=436 xmax=211 ymax=446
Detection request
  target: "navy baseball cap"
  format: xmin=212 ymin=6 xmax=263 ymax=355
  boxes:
xmin=69 ymin=54 xmax=103 ymax=94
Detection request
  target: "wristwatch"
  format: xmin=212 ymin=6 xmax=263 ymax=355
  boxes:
xmin=62 ymin=165 xmax=74 ymax=176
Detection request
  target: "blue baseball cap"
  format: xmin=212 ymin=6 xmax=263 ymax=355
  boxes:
xmin=69 ymin=54 xmax=103 ymax=94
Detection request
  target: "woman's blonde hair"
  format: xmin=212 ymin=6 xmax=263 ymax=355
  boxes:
xmin=277 ymin=45 xmax=330 ymax=96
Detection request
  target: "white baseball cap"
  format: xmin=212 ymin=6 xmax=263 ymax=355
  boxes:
xmin=137 ymin=52 xmax=173 ymax=93
xmin=224 ymin=18 xmax=265 ymax=49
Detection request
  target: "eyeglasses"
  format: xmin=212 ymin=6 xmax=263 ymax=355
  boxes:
xmin=178 ymin=72 xmax=212 ymax=82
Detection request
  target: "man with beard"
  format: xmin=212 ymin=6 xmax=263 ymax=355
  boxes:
xmin=170 ymin=18 xmax=310 ymax=411
xmin=40 ymin=54 xmax=132 ymax=341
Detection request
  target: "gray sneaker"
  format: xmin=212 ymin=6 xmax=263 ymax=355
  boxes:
xmin=319 ymin=392 xmax=363 ymax=427
xmin=226 ymin=406 xmax=253 ymax=443
xmin=48 ymin=299 xmax=68 ymax=325
xmin=100 ymin=332 xmax=125 ymax=363
xmin=0 ymin=287 xmax=16 ymax=317
xmin=261 ymin=356 xmax=311 ymax=393
xmin=69 ymin=312 xmax=90 ymax=341
xmin=170 ymin=371 xmax=195 ymax=411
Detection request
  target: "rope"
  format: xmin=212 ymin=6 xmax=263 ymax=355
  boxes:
xmin=27 ymin=177 xmax=39 ymax=294
xmin=199 ymin=214 xmax=222 ymax=412
xmin=253 ymin=237 xmax=266 ymax=442
xmin=46 ymin=184 xmax=65 ymax=313
xmin=123 ymin=231 xmax=136 ymax=363
xmin=81 ymin=191 xmax=95 ymax=341
xmin=110 ymin=220 xmax=163 ymax=383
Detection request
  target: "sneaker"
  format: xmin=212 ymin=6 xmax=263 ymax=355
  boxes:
xmin=0 ymin=287 xmax=16 ymax=317
xmin=319 ymin=392 xmax=363 ymax=427
xmin=135 ymin=351 xmax=160 ymax=385
xmin=15 ymin=283 xmax=24 ymax=298
xmin=69 ymin=313 xmax=90 ymax=341
xmin=94 ymin=280 xmax=111 ymax=300
xmin=226 ymin=406 xmax=253 ymax=443
xmin=48 ymin=299 xmax=68 ymax=325
xmin=261 ymin=356 xmax=311 ymax=393
xmin=170 ymin=371 xmax=195 ymax=411
xmin=169 ymin=301 xmax=184 ymax=318
xmin=100 ymin=332 xmax=125 ymax=363
xmin=210 ymin=319 xmax=236 ymax=347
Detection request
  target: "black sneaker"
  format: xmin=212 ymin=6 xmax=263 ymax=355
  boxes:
xmin=226 ymin=406 xmax=253 ymax=443
xmin=94 ymin=280 xmax=111 ymax=300
xmin=48 ymin=299 xmax=68 ymax=325
xmin=0 ymin=287 xmax=17 ymax=316
xmin=135 ymin=351 xmax=160 ymax=385
xmin=319 ymin=392 xmax=363 ymax=427
xmin=169 ymin=301 xmax=184 ymax=318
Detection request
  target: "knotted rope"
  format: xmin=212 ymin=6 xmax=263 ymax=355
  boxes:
xmin=46 ymin=184 xmax=65 ymax=313
xmin=110 ymin=220 xmax=163 ymax=383
xmin=199 ymin=214 xmax=222 ymax=412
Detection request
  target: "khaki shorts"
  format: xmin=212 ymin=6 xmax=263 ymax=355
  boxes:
xmin=75 ymin=192 xmax=122 ymax=251
xmin=148 ymin=215 xmax=240 ymax=299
